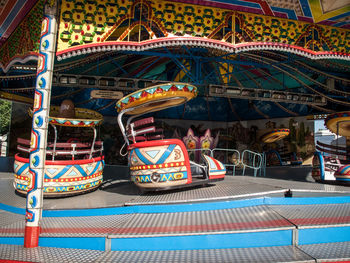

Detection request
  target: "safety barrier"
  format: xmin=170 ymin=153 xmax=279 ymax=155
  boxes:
xmin=16 ymin=137 xmax=103 ymax=160
xmin=187 ymin=148 xmax=265 ymax=176
xmin=0 ymin=136 xmax=7 ymax=157
xmin=316 ymin=140 xmax=349 ymax=161
xmin=241 ymin=150 xmax=266 ymax=177
xmin=212 ymin=148 xmax=240 ymax=176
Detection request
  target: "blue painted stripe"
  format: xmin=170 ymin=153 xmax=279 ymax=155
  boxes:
xmin=299 ymin=0 xmax=312 ymax=17
xmin=337 ymin=165 xmax=348 ymax=174
xmin=134 ymin=148 xmax=152 ymax=165
xmin=2 ymin=196 xmax=350 ymax=217
xmin=209 ymin=0 xmax=261 ymax=9
xmin=206 ymin=155 xmax=217 ymax=168
xmin=0 ymin=237 xmax=24 ymax=246
xmin=328 ymin=11 xmax=350 ymax=21
xmin=156 ymin=144 xmax=176 ymax=164
xmin=16 ymin=163 xmax=29 ymax=176
xmin=271 ymin=6 xmax=298 ymax=20
xmin=38 ymin=237 xmax=105 ymax=251
xmin=86 ymin=161 xmax=101 ymax=176
xmin=0 ymin=203 xmax=26 ymax=215
xmin=0 ymin=0 xmax=27 ymax=36
xmin=314 ymin=152 xmax=325 ymax=180
xmin=42 ymin=198 xmax=265 ymax=217
xmin=111 ymin=230 xmax=293 ymax=251
xmin=51 ymin=165 xmax=72 ymax=179
xmin=75 ymin=164 xmax=88 ymax=177
xmin=42 ymin=196 xmax=350 ymax=217
xmin=331 ymin=22 xmax=347 ymax=27
xmin=299 ymin=226 xmax=350 ymax=245
xmin=336 ymin=178 xmax=350 ymax=182
xmin=264 ymin=196 xmax=350 ymax=205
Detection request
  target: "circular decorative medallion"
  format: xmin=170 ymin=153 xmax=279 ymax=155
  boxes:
xmin=261 ymin=129 xmax=290 ymax=143
xmin=29 ymin=106 xmax=103 ymax=127
xmin=325 ymin=112 xmax=350 ymax=137
xmin=116 ymin=83 xmax=197 ymax=115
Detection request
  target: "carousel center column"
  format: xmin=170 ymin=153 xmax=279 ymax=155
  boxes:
xmin=24 ymin=2 xmax=58 ymax=248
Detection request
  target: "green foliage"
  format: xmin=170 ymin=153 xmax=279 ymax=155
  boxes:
xmin=0 ymin=99 xmax=11 ymax=135
xmin=297 ymin=122 xmax=305 ymax=147
xmin=288 ymin=118 xmax=296 ymax=142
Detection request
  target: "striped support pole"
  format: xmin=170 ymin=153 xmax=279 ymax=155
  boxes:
xmin=24 ymin=2 xmax=57 ymax=248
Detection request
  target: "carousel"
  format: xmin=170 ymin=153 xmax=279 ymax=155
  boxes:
xmin=312 ymin=112 xmax=350 ymax=184
xmin=0 ymin=0 xmax=348 ymax=251
xmin=116 ymin=83 xmax=226 ymax=191
xmin=13 ymin=100 xmax=104 ymax=197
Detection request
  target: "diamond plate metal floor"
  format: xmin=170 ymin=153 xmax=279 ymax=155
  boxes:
xmin=1 ymin=205 xmax=294 ymax=237
xmin=270 ymin=203 xmax=350 ymax=227
xmin=0 ymin=244 xmax=104 ymax=263
xmin=108 ymin=205 xmax=293 ymax=236
xmin=1 ymin=172 xmax=350 ymax=262
xmin=299 ymin=242 xmax=350 ymax=262
xmin=2 ymin=243 xmax=350 ymax=262
xmin=0 ymin=244 xmax=315 ymax=263
xmin=97 ymin=245 xmax=315 ymax=263
xmin=1 ymin=172 xmax=350 ymax=210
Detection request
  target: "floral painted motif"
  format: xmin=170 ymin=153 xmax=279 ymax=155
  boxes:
xmin=56 ymin=0 xmax=349 ymax=55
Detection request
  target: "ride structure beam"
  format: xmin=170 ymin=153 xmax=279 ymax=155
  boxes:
xmin=162 ymin=47 xmax=197 ymax=84
xmin=24 ymin=3 xmax=58 ymax=248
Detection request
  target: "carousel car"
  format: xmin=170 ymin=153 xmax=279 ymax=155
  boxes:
xmin=14 ymin=100 xmax=104 ymax=197
xmin=116 ymin=83 xmax=226 ymax=191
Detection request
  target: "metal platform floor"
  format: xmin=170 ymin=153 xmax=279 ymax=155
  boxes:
xmin=1 ymin=172 xmax=350 ymax=262
xmin=0 ymin=244 xmax=317 ymax=263
xmin=1 ymin=172 xmax=350 ymax=210
xmin=1 ymin=243 xmax=350 ymax=262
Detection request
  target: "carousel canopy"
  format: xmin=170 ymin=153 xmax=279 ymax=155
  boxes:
xmin=0 ymin=0 xmax=349 ymax=122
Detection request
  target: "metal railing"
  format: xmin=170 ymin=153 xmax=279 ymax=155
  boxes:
xmin=0 ymin=137 xmax=7 ymax=157
xmin=211 ymin=148 xmax=240 ymax=176
xmin=17 ymin=138 xmax=103 ymax=161
xmin=187 ymin=147 xmax=265 ymax=177
xmin=241 ymin=150 xmax=266 ymax=177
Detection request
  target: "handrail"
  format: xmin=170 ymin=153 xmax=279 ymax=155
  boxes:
xmin=211 ymin=148 xmax=240 ymax=176
xmin=17 ymin=146 xmax=103 ymax=155
xmin=187 ymin=147 xmax=265 ymax=177
xmin=17 ymin=138 xmax=103 ymax=149
xmin=17 ymin=138 xmax=30 ymax=145
xmin=315 ymin=145 xmax=349 ymax=157
xmin=47 ymin=142 xmax=91 ymax=148
xmin=316 ymin=140 xmax=347 ymax=151
xmin=16 ymin=137 xmax=103 ymax=160
xmin=241 ymin=149 xmax=264 ymax=177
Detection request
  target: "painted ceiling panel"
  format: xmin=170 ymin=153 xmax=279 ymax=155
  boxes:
xmin=0 ymin=0 xmax=349 ymax=122
xmin=0 ymin=0 xmax=38 ymax=44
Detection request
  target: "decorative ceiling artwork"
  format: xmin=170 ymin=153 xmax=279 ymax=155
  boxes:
xmin=0 ymin=0 xmax=349 ymax=122
xmin=190 ymin=0 xmax=350 ymax=27
xmin=53 ymin=0 xmax=348 ymax=59
xmin=0 ymin=0 xmax=40 ymax=45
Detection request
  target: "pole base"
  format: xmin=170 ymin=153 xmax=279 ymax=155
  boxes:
xmin=24 ymin=226 xmax=40 ymax=248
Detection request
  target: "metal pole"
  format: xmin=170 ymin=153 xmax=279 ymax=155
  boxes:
xmin=24 ymin=2 xmax=57 ymax=248
xmin=51 ymin=124 xmax=57 ymax=161
xmin=90 ymin=127 xmax=97 ymax=159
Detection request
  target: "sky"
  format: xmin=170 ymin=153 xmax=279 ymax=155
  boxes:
xmin=314 ymin=119 xmax=327 ymax=133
